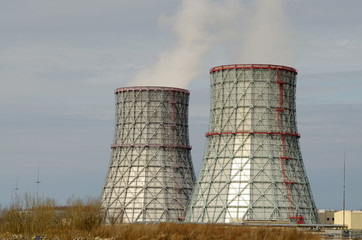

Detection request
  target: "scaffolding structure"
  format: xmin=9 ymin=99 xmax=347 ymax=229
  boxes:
xmin=186 ymin=64 xmax=318 ymax=224
xmin=101 ymin=86 xmax=195 ymax=223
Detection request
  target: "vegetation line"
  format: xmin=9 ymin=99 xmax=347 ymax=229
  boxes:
xmin=0 ymin=194 xmax=320 ymax=239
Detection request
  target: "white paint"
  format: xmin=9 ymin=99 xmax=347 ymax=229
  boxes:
xmin=226 ymin=157 xmax=250 ymax=223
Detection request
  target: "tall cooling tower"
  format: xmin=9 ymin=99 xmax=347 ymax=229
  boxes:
xmin=187 ymin=64 xmax=318 ymax=224
xmin=101 ymin=86 xmax=195 ymax=223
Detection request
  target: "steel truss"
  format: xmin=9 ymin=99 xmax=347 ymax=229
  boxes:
xmin=186 ymin=64 xmax=318 ymax=224
xmin=101 ymin=86 xmax=195 ymax=223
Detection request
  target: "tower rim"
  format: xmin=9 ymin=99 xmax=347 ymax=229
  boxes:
xmin=114 ymin=86 xmax=190 ymax=94
xmin=210 ymin=64 xmax=297 ymax=74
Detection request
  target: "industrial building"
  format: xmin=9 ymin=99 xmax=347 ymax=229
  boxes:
xmin=335 ymin=210 xmax=362 ymax=230
xmin=101 ymin=86 xmax=195 ymax=223
xmin=186 ymin=64 xmax=318 ymax=224
xmin=318 ymin=210 xmax=336 ymax=224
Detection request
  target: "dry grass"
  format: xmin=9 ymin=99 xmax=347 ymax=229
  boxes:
xmin=91 ymin=223 xmax=320 ymax=240
xmin=0 ymin=193 xmax=57 ymax=235
xmin=0 ymin=195 xmax=320 ymax=239
xmin=0 ymin=194 xmax=103 ymax=239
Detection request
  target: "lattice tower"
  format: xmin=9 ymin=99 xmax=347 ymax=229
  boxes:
xmin=101 ymin=86 xmax=195 ymax=223
xmin=186 ymin=64 xmax=318 ymax=224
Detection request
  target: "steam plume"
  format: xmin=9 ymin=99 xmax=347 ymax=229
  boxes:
xmin=235 ymin=0 xmax=293 ymax=65
xmin=127 ymin=0 xmax=240 ymax=89
xmin=127 ymin=0 xmax=293 ymax=89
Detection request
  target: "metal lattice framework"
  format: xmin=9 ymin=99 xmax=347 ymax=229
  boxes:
xmin=186 ymin=64 xmax=318 ymax=224
xmin=101 ymin=86 xmax=195 ymax=223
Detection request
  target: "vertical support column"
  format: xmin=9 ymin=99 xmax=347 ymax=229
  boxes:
xmin=169 ymin=90 xmax=184 ymax=221
xmin=276 ymin=70 xmax=304 ymax=224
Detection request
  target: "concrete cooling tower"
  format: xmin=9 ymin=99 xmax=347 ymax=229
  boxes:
xmin=186 ymin=64 xmax=318 ymax=224
xmin=101 ymin=86 xmax=195 ymax=223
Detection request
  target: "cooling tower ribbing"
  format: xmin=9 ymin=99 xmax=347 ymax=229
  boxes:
xmin=101 ymin=86 xmax=195 ymax=223
xmin=186 ymin=64 xmax=318 ymax=224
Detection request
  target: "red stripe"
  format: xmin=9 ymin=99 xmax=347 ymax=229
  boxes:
xmin=111 ymin=144 xmax=192 ymax=149
xmin=114 ymin=86 xmax=189 ymax=94
xmin=205 ymin=131 xmax=300 ymax=138
xmin=209 ymin=64 xmax=297 ymax=74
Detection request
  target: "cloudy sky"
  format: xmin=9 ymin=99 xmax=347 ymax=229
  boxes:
xmin=1 ymin=0 xmax=362 ymax=211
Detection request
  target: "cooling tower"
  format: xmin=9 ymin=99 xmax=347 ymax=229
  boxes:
xmin=101 ymin=86 xmax=195 ymax=223
xmin=186 ymin=64 xmax=318 ymax=224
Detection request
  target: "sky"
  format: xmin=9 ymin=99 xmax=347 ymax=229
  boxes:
xmin=1 ymin=0 xmax=362 ymax=211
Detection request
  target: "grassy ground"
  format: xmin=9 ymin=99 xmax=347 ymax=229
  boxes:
xmin=90 ymin=223 xmax=320 ymax=240
xmin=0 ymin=195 xmax=320 ymax=239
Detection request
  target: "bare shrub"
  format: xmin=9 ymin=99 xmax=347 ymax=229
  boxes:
xmin=0 ymin=195 xmax=320 ymax=240
xmin=0 ymin=194 xmax=103 ymax=238
xmin=0 ymin=193 xmax=56 ymax=236
xmin=63 ymin=195 xmax=103 ymax=232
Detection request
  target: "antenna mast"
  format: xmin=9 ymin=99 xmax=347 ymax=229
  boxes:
xmin=343 ymin=151 xmax=346 ymax=228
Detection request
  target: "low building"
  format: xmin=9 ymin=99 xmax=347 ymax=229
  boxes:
xmin=335 ymin=210 xmax=362 ymax=230
xmin=318 ymin=210 xmax=336 ymax=224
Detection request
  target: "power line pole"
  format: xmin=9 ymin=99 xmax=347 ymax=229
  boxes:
xmin=14 ymin=176 xmax=20 ymax=206
xmin=14 ymin=176 xmax=19 ymax=195
xmin=36 ymin=168 xmax=40 ymax=201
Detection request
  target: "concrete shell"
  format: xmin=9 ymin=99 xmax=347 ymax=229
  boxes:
xmin=186 ymin=64 xmax=318 ymax=224
xmin=101 ymin=86 xmax=195 ymax=223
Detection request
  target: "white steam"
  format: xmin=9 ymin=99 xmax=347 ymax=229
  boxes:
xmin=235 ymin=0 xmax=294 ymax=65
xmin=127 ymin=0 xmax=294 ymax=89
